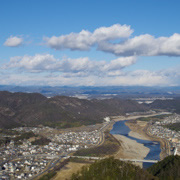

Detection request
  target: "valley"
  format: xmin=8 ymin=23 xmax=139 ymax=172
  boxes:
xmin=0 ymin=91 xmax=179 ymax=179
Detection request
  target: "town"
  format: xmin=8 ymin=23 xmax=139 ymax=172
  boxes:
xmin=0 ymin=114 xmax=180 ymax=179
xmin=0 ymin=124 xmax=103 ymax=179
xmin=149 ymin=114 xmax=180 ymax=156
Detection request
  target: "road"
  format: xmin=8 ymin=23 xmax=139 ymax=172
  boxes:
xmin=1 ymin=112 xmax=171 ymax=179
xmin=30 ymin=121 xmax=112 ymax=179
xmin=69 ymin=155 xmax=159 ymax=163
xmin=30 ymin=152 xmax=69 ymax=180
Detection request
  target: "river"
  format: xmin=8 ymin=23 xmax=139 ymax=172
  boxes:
xmin=110 ymin=120 xmax=161 ymax=168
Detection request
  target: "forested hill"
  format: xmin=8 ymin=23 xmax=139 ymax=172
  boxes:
xmin=70 ymin=156 xmax=180 ymax=180
xmin=149 ymin=98 xmax=180 ymax=113
xmin=70 ymin=157 xmax=157 ymax=180
xmin=148 ymin=155 xmax=180 ymax=180
xmin=0 ymin=91 xmax=148 ymax=129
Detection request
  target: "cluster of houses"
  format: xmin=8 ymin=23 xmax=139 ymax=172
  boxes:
xmin=43 ymin=142 xmax=88 ymax=152
xmin=0 ymin=125 xmax=102 ymax=179
xmin=0 ymin=157 xmax=49 ymax=179
xmin=159 ymin=114 xmax=180 ymax=125
xmin=50 ymin=130 xmax=100 ymax=146
xmin=149 ymin=114 xmax=180 ymax=155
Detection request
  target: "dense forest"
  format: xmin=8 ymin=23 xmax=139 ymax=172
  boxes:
xmin=70 ymin=157 xmax=157 ymax=180
xmin=69 ymin=156 xmax=180 ymax=180
xmin=148 ymin=155 xmax=180 ymax=180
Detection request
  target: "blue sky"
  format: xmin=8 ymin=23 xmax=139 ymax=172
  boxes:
xmin=0 ymin=0 xmax=180 ymax=86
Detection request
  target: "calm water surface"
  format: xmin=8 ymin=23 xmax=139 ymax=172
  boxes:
xmin=110 ymin=120 xmax=161 ymax=168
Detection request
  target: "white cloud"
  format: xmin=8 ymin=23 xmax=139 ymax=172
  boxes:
xmin=6 ymin=54 xmax=57 ymax=72
xmin=44 ymin=24 xmax=180 ymax=57
xmin=92 ymin=24 xmax=133 ymax=41
xmin=98 ymin=33 xmax=180 ymax=56
xmin=2 ymin=53 xmax=179 ymax=86
xmin=101 ymin=56 xmax=136 ymax=71
xmin=4 ymin=36 xmax=23 ymax=47
xmin=44 ymin=24 xmax=133 ymax=50
xmin=0 ymin=68 xmax=178 ymax=87
xmin=4 ymin=54 xmax=136 ymax=75
xmin=59 ymin=57 xmax=96 ymax=73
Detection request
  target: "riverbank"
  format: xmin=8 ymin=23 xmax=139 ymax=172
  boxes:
xmin=110 ymin=118 xmax=155 ymax=168
xmin=110 ymin=114 xmax=168 ymax=167
xmin=113 ymin=134 xmax=150 ymax=167
xmin=125 ymin=121 xmax=153 ymax=141
xmin=125 ymin=120 xmax=169 ymax=159
xmin=113 ymin=134 xmax=150 ymax=159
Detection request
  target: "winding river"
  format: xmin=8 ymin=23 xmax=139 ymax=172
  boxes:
xmin=110 ymin=120 xmax=161 ymax=168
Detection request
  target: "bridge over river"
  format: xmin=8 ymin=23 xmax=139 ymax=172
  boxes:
xmin=69 ymin=156 xmax=159 ymax=163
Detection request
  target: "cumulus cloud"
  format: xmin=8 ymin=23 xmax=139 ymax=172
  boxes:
xmin=6 ymin=54 xmax=57 ymax=72
xmin=44 ymin=24 xmax=133 ymax=50
xmin=4 ymin=36 xmax=23 ymax=47
xmin=101 ymin=56 xmax=136 ymax=71
xmin=2 ymin=53 xmax=179 ymax=86
xmin=4 ymin=54 xmax=136 ymax=75
xmin=44 ymin=24 xmax=180 ymax=57
xmin=98 ymin=33 xmax=180 ymax=56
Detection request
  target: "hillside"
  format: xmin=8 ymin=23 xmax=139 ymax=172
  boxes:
xmin=148 ymin=155 xmax=180 ymax=180
xmin=149 ymin=98 xmax=180 ymax=113
xmin=70 ymin=157 xmax=157 ymax=180
xmin=0 ymin=91 xmax=46 ymax=128
xmin=0 ymin=91 xmax=149 ymax=129
xmin=70 ymin=156 xmax=180 ymax=180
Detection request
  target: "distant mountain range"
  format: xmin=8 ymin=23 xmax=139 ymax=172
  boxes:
xmin=0 ymin=91 xmax=149 ymax=129
xmin=0 ymin=85 xmax=180 ymax=99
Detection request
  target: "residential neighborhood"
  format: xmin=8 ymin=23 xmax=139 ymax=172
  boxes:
xmin=149 ymin=114 xmax=180 ymax=155
xmin=0 ymin=113 xmax=180 ymax=179
xmin=0 ymin=124 xmax=104 ymax=179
